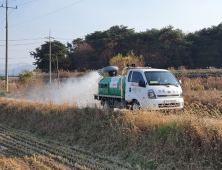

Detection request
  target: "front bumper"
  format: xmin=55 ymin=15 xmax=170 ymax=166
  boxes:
xmin=140 ymin=98 xmax=184 ymax=110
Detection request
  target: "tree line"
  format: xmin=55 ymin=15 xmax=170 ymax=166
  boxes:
xmin=30 ymin=23 xmax=222 ymax=72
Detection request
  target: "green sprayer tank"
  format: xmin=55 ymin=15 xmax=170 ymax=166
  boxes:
xmin=98 ymin=77 xmax=126 ymax=96
xmin=98 ymin=66 xmax=126 ymax=96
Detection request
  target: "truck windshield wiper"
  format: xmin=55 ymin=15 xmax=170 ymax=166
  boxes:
xmin=162 ymin=83 xmax=178 ymax=87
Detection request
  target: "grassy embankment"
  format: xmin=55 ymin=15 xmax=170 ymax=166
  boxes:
xmin=1 ymin=74 xmax=222 ymax=169
xmin=169 ymin=66 xmax=222 ymax=76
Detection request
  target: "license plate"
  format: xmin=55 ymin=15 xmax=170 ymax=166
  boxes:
xmin=165 ymin=100 xmax=177 ymax=103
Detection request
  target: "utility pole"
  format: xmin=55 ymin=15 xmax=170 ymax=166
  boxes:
xmin=56 ymin=56 xmax=59 ymax=89
xmin=45 ymin=31 xmax=54 ymax=84
xmin=49 ymin=31 xmax=51 ymax=84
xmin=1 ymin=0 xmax=17 ymax=92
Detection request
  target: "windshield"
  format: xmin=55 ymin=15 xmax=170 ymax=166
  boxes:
xmin=144 ymin=71 xmax=179 ymax=85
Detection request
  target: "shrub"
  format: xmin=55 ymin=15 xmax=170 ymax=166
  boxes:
xmin=0 ymin=91 xmax=6 ymax=96
xmin=33 ymin=68 xmax=42 ymax=78
xmin=18 ymin=70 xmax=35 ymax=87
xmin=0 ymin=76 xmax=5 ymax=80
xmin=197 ymin=69 xmax=204 ymax=74
xmin=209 ymin=66 xmax=217 ymax=74
xmin=178 ymin=66 xmax=187 ymax=75
xmin=110 ymin=51 xmax=145 ymax=75
xmin=192 ymin=84 xmax=204 ymax=91
xmin=168 ymin=67 xmax=176 ymax=74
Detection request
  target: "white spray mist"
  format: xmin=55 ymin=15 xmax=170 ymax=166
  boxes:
xmin=28 ymin=71 xmax=102 ymax=107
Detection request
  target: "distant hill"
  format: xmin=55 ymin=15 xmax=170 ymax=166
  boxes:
xmin=0 ymin=62 xmax=35 ymax=76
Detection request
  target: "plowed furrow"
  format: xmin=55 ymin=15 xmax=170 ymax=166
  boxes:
xmin=0 ymin=123 xmax=131 ymax=170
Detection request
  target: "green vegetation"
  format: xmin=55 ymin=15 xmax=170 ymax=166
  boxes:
xmin=110 ymin=51 xmax=145 ymax=74
xmin=30 ymin=40 xmax=68 ymax=72
xmin=0 ymin=76 xmax=5 ymax=80
xmin=0 ymin=91 xmax=6 ymax=96
xmin=192 ymin=84 xmax=205 ymax=91
xmin=31 ymin=23 xmax=222 ymax=71
xmin=18 ymin=70 xmax=35 ymax=87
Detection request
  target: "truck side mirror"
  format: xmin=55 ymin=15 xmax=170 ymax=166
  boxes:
xmin=179 ymin=80 xmax=182 ymax=85
xmin=139 ymin=80 xmax=146 ymax=87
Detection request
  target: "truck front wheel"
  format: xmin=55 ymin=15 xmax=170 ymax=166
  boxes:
xmin=131 ymin=100 xmax=140 ymax=111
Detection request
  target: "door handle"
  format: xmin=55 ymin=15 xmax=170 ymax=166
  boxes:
xmin=129 ymin=88 xmax=131 ymax=92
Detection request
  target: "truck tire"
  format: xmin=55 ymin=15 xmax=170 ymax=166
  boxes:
xmin=103 ymin=101 xmax=110 ymax=109
xmin=131 ymin=100 xmax=140 ymax=111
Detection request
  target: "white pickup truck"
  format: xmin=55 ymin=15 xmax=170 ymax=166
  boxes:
xmin=94 ymin=66 xmax=184 ymax=110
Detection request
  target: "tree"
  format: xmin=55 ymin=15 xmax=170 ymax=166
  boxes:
xmin=66 ymin=38 xmax=85 ymax=54
xmin=186 ymin=23 xmax=222 ymax=68
xmin=68 ymin=42 xmax=94 ymax=71
xmin=85 ymin=25 xmax=136 ymax=69
xmin=83 ymin=25 xmax=192 ymax=69
xmin=29 ymin=24 xmax=222 ymax=72
xmin=110 ymin=51 xmax=145 ymax=74
xmin=30 ymin=41 xmax=69 ymax=72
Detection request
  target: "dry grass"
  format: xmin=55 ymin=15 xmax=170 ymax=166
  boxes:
xmin=38 ymin=70 xmax=89 ymax=79
xmin=178 ymin=66 xmax=187 ymax=75
xmin=0 ymin=94 xmax=222 ymax=169
xmin=197 ymin=69 xmax=204 ymax=74
xmin=0 ymin=153 xmax=72 ymax=169
xmin=167 ymin=67 xmax=176 ymax=74
xmin=0 ymin=155 xmax=29 ymax=170
xmin=169 ymin=66 xmax=222 ymax=75
xmin=209 ymin=67 xmax=217 ymax=74
xmin=1 ymin=71 xmax=222 ymax=168
xmin=181 ymin=76 xmax=222 ymax=90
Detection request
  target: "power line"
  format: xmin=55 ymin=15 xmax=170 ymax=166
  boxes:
xmin=0 ymin=37 xmax=74 ymax=41
xmin=0 ymin=41 xmax=43 ymax=46
xmin=17 ymin=0 xmax=38 ymax=6
xmin=0 ymin=27 xmax=5 ymax=33
xmin=55 ymin=38 xmax=74 ymax=40
xmin=0 ymin=8 xmax=14 ymax=26
xmin=9 ymin=0 xmax=83 ymax=27
xmin=0 ymin=0 xmax=37 ymax=33
xmin=0 ymin=48 xmax=34 ymax=52
xmin=0 ymin=37 xmax=45 ymax=41
xmin=9 ymin=0 xmax=16 ymax=3
xmin=0 ymin=57 xmax=32 ymax=59
xmin=0 ymin=0 xmax=36 ymax=5
xmin=0 ymin=0 xmax=16 ymax=4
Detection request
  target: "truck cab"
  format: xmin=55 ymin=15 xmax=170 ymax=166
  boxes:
xmin=125 ymin=68 xmax=184 ymax=110
xmin=94 ymin=66 xmax=184 ymax=110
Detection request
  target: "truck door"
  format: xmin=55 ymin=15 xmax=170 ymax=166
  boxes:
xmin=125 ymin=70 xmax=132 ymax=97
xmin=125 ymin=71 xmax=147 ymax=105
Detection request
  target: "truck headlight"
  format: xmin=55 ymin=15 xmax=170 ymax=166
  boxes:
xmin=148 ymin=89 xmax=156 ymax=99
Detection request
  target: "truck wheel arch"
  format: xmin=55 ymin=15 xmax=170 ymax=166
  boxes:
xmin=130 ymin=99 xmax=141 ymax=111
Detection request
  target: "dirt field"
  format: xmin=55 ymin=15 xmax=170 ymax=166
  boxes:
xmin=0 ymin=123 xmax=131 ymax=170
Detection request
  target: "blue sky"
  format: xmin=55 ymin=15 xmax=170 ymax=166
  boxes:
xmin=0 ymin=0 xmax=222 ymax=65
